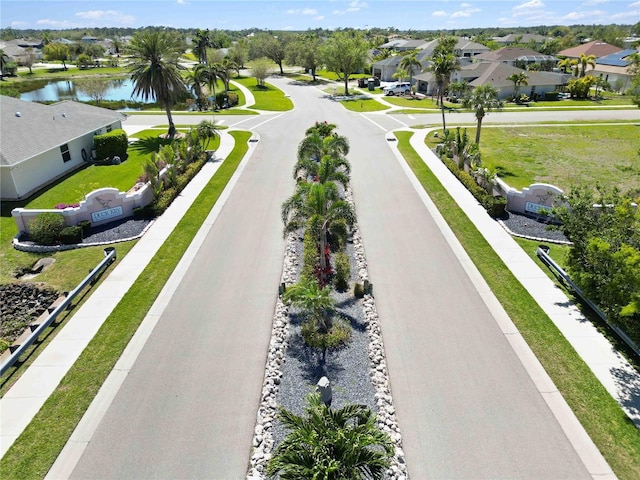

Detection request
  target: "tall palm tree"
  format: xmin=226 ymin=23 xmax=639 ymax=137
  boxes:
xmin=428 ymin=51 xmax=459 ymax=132
xmin=192 ymin=29 xmax=211 ymax=65
xmin=282 ymin=182 xmax=355 ymax=285
xmin=184 ymin=67 xmax=206 ymax=109
xmin=577 ymin=53 xmax=596 ymax=77
xmin=462 ymin=85 xmax=504 ymax=145
xmin=197 ymin=62 xmax=226 ymax=110
xmin=507 ymin=71 xmax=529 ymax=100
xmin=219 ymin=57 xmax=238 ymax=92
xmin=400 ymin=52 xmax=422 ymax=90
xmin=268 ymin=392 xmax=395 ymax=480
xmin=0 ymin=49 xmax=10 ymax=79
xmin=129 ymin=30 xmax=186 ymax=139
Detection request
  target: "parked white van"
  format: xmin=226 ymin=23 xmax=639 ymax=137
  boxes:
xmin=383 ymin=82 xmax=411 ymax=96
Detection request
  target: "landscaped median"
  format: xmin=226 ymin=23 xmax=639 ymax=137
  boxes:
xmin=0 ymin=131 xmax=251 ymax=480
xmin=394 ymin=130 xmax=640 ymax=480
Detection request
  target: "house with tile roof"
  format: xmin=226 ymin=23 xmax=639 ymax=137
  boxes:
xmin=557 ymin=40 xmax=622 ymax=59
xmin=0 ymin=97 xmax=127 ymax=200
xmin=592 ymin=49 xmax=639 ymax=92
xmin=493 ymin=33 xmax=549 ymax=47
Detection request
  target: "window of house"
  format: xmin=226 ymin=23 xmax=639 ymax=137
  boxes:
xmin=106 ymin=125 xmax=112 ymax=132
xmin=60 ymin=144 xmax=71 ymax=163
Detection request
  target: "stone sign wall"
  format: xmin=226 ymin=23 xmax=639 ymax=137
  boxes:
xmin=495 ymin=179 xmax=565 ymax=216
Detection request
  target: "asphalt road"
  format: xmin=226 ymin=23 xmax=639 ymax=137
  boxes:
xmin=69 ymin=81 xmax=628 ymax=479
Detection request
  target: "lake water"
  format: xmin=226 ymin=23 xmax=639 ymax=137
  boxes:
xmin=20 ymin=78 xmax=149 ymax=103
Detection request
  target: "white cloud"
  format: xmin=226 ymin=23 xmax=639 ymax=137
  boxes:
xmin=286 ymin=8 xmax=318 ymax=15
xmin=432 ymin=10 xmax=448 ymax=16
xmin=451 ymin=10 xmax=471 ymax=17
xmin=582 ymin=0 xmax=607 ymax=5
xmin=10 ymin=20 xmax=27 ymax=27
xmin=75 ymin=10 xmax=135 ymax=25
xmin=629 ymin=0 xmax=640 ymax=6
xmin=176 ymin=0 xmax=187 ymax=4
xmin=562 ymin=9 xmax=606 ymax=20
xmin=460 ymin=2 xmax=472 ymax=7
xmin=514 ymin=0 xmax=545 ymax=10
xmin=315 ymin=15 xmax=325 ymax=20
xmin=334 ymin=1 xmax=368 ymax=15
xmin=610 ymin=8 xmax=640 ymax=18
xmin=36 ymin=19 xmax=77 ymax=28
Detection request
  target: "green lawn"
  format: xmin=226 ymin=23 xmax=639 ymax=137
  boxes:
xmin=232 ymin=76 xmax=293 ymax=111
xmin=316 ymin=69 xmax=368 ymax=82
xmin=395 ymin=130 xmax=640 ymax=480
xmin=476 ymin=124 xmax=640 ymax=191
xmin=339 ymin=97 xmax=389 ymax=112
xmin=0 ymin=131 xmax=251 ymax=480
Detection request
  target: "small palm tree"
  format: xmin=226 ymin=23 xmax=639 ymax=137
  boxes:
xmin=577 ymin=53 xmax=596 ymax=77
xmin=557 ymin=57 xmax=574 ymax=74
xmin=295 ymin=129 xmax=350 ymax=180
xmin=196 ymin=120 xmax=220 ymax=151
xmin=220 ymin=57 xmax=238 ymax=92
xmin=129 ymin=30 xmax=186 ymax=139
xmin=462 ymin=85 xmax=504 ymax=145
xmin=507 ymin=72 xmax=529 ymax=101
xmin=392 ymin=67 xmax=408 ymax=84
xmin=399 ymin=52 xmax=422 ymax=90
xmin=283 ymin=277 xmax=335 ymax=332
xmin=197 ymin=62 xmax=226 ymax=110
xmin=185 ymin=67 xmax=206 ymax=109
xmin=267 ymin=393 xmax=395 ymax=480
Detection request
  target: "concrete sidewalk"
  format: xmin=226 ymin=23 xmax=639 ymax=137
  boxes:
xmin=405 ymin=128 xmax=640 ymax=428
xmin=0 ymin=129 xmax=238 ymax=459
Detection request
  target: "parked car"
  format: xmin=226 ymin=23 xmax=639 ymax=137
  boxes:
xmin=383 ymin=82 xmax=411 ymax=96
xmin=357 ymin=76 xmax=381 ymax=88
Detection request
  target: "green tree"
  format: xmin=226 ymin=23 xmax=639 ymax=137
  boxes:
xmin=43 ymin=42 xmax=70 ymax=70
xmin=0 ymin=49 xmax=10 ymax=78
xmin=320 ymin=31 xmax=369 ymax=96
xmin=185 ymin=66 xmax=206 ymax=109
xmin=295 ymin=130 xmax=350 ymax=183
xmin=557 ymin=57 xmax=576 ymax=75
xmin=192 ymin=28 xmax=212 ymax=64
xmin=399 ymin=52 xmax=422 ymax=89
xmin=429 ymin=50 xmax=459 ymax=132
xmin=227 ymin=38 xmax=248 ymax=69
xmin=196 ymin=119 xmax=220 ymax=151
xmin=196 ymin=62 xmax=225 ymax=109
xmin=128 ymin=30 xmax=186 ymax=139
xmin=507 ymin=71 xmax=529 ymax=100
xmin=250 ymin=32 xmax=290 ymax=74
xmin=462 ymin=85 xmax=504 ymax=144
xmin=248 ymin=57 xmax=273 ymax=87
xmin=24 ymin=47 xmax=36 ymax=74
xmin=577 ymin=53 xmax=596 ymax=77
xmin=283 ymin=277 xmax=335 ymax=333
xmin=267 ymin=393 xmax=394 ymax=480
xmin=219 ymin=57 xmax=238 ymax=92
xmin=286 ymin=32 xmax=322 ymax=81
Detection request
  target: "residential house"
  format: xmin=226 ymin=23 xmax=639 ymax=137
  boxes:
xmin=592 ymin=49 xmax=639 ymax=92
xmin=378 ymin=38 xmax=430 ymax=51
xmin=0 ymin=39 xmax=44 ymax=65
xmin=472 ymin=47 xmax=557 ymax=68
xmin=0 ymin=97 xmax=127 ymax=200
xmin=493 ymin=33 xmax=549 ymax=47
xmin=557 ymin=40 xmax=622 ymax=59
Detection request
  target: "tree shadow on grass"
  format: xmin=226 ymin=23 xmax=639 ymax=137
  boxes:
xmin=128 ymin=136 xmax=174 ymax=155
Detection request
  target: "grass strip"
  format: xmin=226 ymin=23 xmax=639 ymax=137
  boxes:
xmin=339 ymin=97 xmax=389 ymax=112
xmin=0 ymin=131 xmax=251 ymax=480
xmin=394 ymin=130 xmax=640 ymax=480
xmin=232 ymin=77 xmax=293 ymax=111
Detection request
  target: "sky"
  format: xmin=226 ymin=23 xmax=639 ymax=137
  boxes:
xmin=1 ymin=0 xmax=639 ymax=32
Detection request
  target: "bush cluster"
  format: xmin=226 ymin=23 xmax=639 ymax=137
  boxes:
xmin=333 ymin=252 xmax=351 ymax=292
xmin=29 ymin=213 xmax=66 ymax=245
xmin=301 ymin=317 xmax=352 ymax=350
xmin=94 ymin=129 xmax=128 ymax=161
xmin=77 ymin=220 xmax=92 ymax=236
xmin=60 ymin=226 xmax=83 ymax=245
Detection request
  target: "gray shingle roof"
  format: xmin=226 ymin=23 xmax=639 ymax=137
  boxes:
xmin=1 ymin=97 xmax=127 ymax=167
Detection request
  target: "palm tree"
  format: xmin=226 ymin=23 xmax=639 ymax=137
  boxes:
xmin=392 ymin=67 xmax=408 ymax=83
xmin=283 ymin=277 xmax=335 ymax=333
xmin=462 ymin=85 xmax=504 ymax=145
xmin=282 ymin=182 xmax=355 ymax=285
xmin=448 ymin=80 xmax=470 ymax=100
xmin=192 ymin=29 xmax=211 ymax=65
xmin=295 ymin=129 xmax=350 ymax=176
xmin=220 ymin=57 xmax=238 ymax=92
xmin=577 ymin=53 xmax=596 ymax=77
xmin=428 ymin=51 xmax=459 ymax=132
xmin=184 ymin=67 xmax=206 ymax=110
xmin=196 ymin=120 xmax=220 ymax=151
xmin=400 ymin=52 xmax=422 ymax=90
xmin=557 ymin=57 xmax=575 ymax=75
xmin=197 ymin=62 xmax=226 ymax=110
xmin=267 ymin=392 xmax=394 ymax=480
xmin=128 ymin=30 xmax=186 ymax=139
xmin=507 ymin=72 xmax=529 ymax=101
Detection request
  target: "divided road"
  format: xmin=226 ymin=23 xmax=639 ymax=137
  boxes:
xmin=67 ymin=80 xmax=624 ymax=478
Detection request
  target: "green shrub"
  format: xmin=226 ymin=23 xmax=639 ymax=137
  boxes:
xmin=333 ymin=252 xmax=350 ymax=292
xmin=216 ymin=91 xmax=239 ymax=109
xmin=328 ymin=219 xmax=348 ymax=252
xmin=354 ymin=282 xmax=364 ymax=299
xmin=544 ymin=91 xmax=559 ymax=101
xmin=29 ymin=213 xmax=65 ymax=245
xmin=482 ymin=196 xmax=507 ymax=218
xmin=60 ymin=226 xmax=83 ymax=245
xmin=94 ymin=128 xmax=128 ymax=161
xmin=152 ymin=187 xmax=177 ymax=215
xmin=301 ymin=317 xmax=351 ymax=350
xmin=77 ymin=220 xmax=92 ymax=236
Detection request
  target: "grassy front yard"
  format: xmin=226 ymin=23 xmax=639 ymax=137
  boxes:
xmin=478 ymin=124 xmax=640 ymax=191
xmin=233 ymin=76 xmax=293 ymax=111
